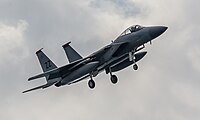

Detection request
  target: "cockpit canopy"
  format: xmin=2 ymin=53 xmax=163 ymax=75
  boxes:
xmin=120 ymin=25 xmax=143 ymax=37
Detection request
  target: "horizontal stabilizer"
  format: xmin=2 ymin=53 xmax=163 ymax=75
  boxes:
xmin=28 ymin=73 xmax=47 ymax=81
xmin=28 ymin=68 xmax=59 ymax=81
xmin=23 ymin=81 xmax=57 ymax=93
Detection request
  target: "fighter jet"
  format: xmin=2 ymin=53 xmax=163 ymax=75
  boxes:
xmin=23 ymin=25 xmax=167 ymax=93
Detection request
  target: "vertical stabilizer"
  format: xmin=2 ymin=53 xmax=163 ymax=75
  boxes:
xmin=36 ymin=48 xmax=57 ymax=73
xmin=62 ymin=42 xmax=83 ymax=63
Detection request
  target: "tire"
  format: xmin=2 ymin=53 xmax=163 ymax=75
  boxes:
xmin=111 ymin=75 xmax=118 ymax=84
xmin=133 ymin=64 xmax=138 ymax=70
xmin=88 ymin=80 xmax=95 ymax=89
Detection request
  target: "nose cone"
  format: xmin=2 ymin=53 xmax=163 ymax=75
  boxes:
xmin=149 ymin=26 xmax=168 ymax=39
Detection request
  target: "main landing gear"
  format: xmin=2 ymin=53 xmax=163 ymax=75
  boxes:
xmin=129 ymin=50 xmax=139 ymax=70
xmin=88 ymin=79 xmax=95 ymax=89
xmin=109 ymin=67 xmax=118 ymax=84
xmin=111 ymin=75 xmax=118 ymax=84
xmin=88 ymin=67 xmax=118 ymax=89
xmin=88 ymin=74 xmax=95 ymax=89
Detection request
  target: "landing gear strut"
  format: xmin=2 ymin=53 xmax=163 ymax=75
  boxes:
xmin=109 ymin=67 xmax=118 ymax=84
xmin=88 ymin=74 xmax=95 ymax=89
xmin=129 ymin=49 xmax=139 ymax=70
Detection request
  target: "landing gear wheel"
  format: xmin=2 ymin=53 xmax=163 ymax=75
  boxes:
xmin=133 ymin=64 xmax=138 ymax=70
xmin=111 ymin=75 xmax=118 ymax=84
xmin=88 ymin=80 xmax=95 ymax=89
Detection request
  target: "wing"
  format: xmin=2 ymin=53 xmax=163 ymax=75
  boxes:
xmin=89 ymin=41 xmax=128 ymax=59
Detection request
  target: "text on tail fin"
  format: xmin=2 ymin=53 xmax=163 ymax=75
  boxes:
xmin=36 ymin=49 xmax=57 ymax=73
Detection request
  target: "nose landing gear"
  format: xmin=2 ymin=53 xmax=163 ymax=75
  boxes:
xmin=129 ymin=50 xmax=139 ymax=70
xmin=133 ymin=64 xmax=138 ymax=70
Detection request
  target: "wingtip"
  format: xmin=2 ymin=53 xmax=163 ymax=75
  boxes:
xmin=62 ymin=41 xmax=71 ymax=48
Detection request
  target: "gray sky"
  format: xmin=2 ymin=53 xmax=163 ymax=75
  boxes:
xmin=0 ymin=0 xmax=200 ymax=120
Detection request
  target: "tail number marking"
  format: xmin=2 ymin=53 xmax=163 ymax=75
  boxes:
xmin=45 ymin=60 xmax=52 ymax=69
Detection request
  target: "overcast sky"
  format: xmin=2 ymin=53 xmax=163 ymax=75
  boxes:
xmin=0 ymin=0 xmax=200 ymax=120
